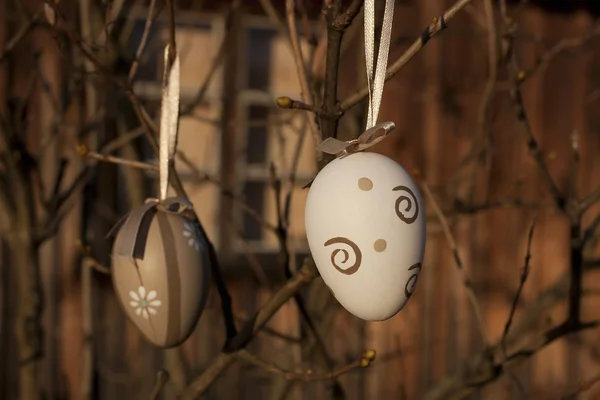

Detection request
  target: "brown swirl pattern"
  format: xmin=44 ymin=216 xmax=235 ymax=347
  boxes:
xmin=392 ymin=185 xmax=419 ymax=224
xmin=404 ymin=262 xmax=422 ymax=299
xmin=324 ymin=237 xmax=363 ymax=275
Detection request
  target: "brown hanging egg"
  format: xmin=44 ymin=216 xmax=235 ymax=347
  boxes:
xmin=109 ymin=197 xmax=211 ymax=348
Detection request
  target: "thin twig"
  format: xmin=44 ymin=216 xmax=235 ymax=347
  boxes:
xmin=181 ymin=0 xmax=240 ymax=115
xmin=271 ymin=161 xmax=342 ymax=395
xmin=100 ymin=126 xmax=146 ymax=154
xmin=76 ymin=240 xmax=111 ymax=275
xmin=0 ymin=10 xmax=41 ymax=63
xmin=127 ymin=0 xmax=160 ymax=84
xmin=285 ymin=0 xmax=321 ymax=149
xmin=498 ymin=2 xmax=565 ymax=209
xmin=452 ymin=197 xmax=547 ymax=214
xmin=569 ymin=131 xmax=580 ymax=203
xmin=500 ymin=216 xmax=537 ymax=396
xmin=519 ymin=23 xmax=600 ymax=84
xmin=96 ymin=0 xmax=126 ymax=46
xmin=583 ymin=214 xmax=600 ymax=246
xmin=560 ymin=373 xmax=600 ymax=400
xmin=424 ymin=253 xmax=600 ymax=400
xmin=424 ymin=320 xmax=600 ymax=400
xmin=340 ymin=0 xmax=474 ymax=111
xmin=422 ymin=182 xmax=489 ymax=347
xmin=277 ymin=96 xmax=319 ymax=113
xmin=236 ymin=348 xmax=375 ymax=382
xmin=81 ymin=146 xmax=279 ymax=233
xmin=475 ymin=0 xmax=499 ymax=200
xmin=176 ymin=151 xmax=278 ymax=232
xmin=258 ymin=0 xmax=289 ymax=39
xmin=165 ymin=0 xmax=177 ymax=60
xmin=577 ymin=185 xmax=600 ymax=215
xmin=234 ymin=315 xmax=302 ymax=343
xmin=501 ymin=217 xmax=537 ymax=348
xmin=333 ymin=0 xmax=364 ymax=29
xmin=180 ymin=258 xmax=319 ymax=399
xmin=150 ymin=370 xmax=170 ymax=400
xmin=83 ymin=148 xmax=158 ymax=171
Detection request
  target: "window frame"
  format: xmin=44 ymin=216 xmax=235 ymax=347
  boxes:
xmin=230 ymin=17 xmax=316 ymax=255
xmin=122 ymin=7 xmax=315 ymax=260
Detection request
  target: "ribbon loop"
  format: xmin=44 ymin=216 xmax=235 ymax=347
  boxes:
xmin=355 ymin=120 xmax=395 ymax=150
xmin=159 ymin=44 xmax=181 ymax=200
xmin=316 ymin=121 xmax=395 ymax=159
xmin=110 ymin=197 xmax=195 ymax=259
xmin=364 ymin=0 xmax=395 ymax=130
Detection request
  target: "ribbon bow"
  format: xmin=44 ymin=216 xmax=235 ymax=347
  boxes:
xmin=316 ymin=121 xmax=395 ymax=159
xmin=106 ymin=197 xmax=195 ymax=259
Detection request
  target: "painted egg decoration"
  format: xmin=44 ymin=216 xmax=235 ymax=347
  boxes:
xmin=304 ymin=152 xmax=426 ymax=321
xmin=109 ymin=197 xmax=211 ymax=348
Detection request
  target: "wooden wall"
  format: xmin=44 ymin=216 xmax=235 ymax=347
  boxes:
xmin=2 ymin=0 xmax=600 ymax=399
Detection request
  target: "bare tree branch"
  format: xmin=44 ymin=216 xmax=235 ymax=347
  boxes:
xmin=474 ymin=0 xmax=499 ymax=200
xmin=180 ymin=258 xmax=318 ymax=399
xmin=339 ymin=0 xmax=474 ymax=111
xmin=499 ymin=216 xmax=537 ymax=395
xmin=0 ymin=10 xmax=41 ymax=63
xmin=499 ymin=2 xmax=565 ymax=209
xmin=519 ymin=23 xmax=600 ymax=84
xmin=569 ymin=131 xmax=580 ymax=202
xmin=333 ymin=0 xmax=364 ymax=29
xmin=180 ymin=0 xmax=240 ymax=115
xmin=424 ymin=320 xmax=600 ymax=400
xmin=285 ymin=0 xmax=321 ymax=149
xmin=560 ymin=373 xmax=600 ymax=400
xmin=127 ymin=0 xmax=160 ymax=84
xmin=83 ymin=147 xmax=157 ymax=171
xmin=150 ymin=370 xmax=170 ymax=400
xmin=77 ymin=240 xmax=111 ymax=274
xmin=423 ymin=182 xmax=489 ymax=346
xmin=237 ymin=348 xmax=375 ymax=382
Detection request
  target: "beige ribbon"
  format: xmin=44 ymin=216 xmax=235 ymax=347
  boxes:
xmin=316 ymin=0 xmax=396 ymax=160
xmin=159 ymin=44 xmax=181 ymax=200
xmin=316 ymin=121 xmax=395 ymax=159
xmin=364 ymin=0 xmax=395 ymax=131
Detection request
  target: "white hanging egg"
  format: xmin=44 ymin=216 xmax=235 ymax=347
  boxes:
xmin=304 ymin=151 xmax=426 ymax=321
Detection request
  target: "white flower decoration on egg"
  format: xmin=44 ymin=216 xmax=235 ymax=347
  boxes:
xmin=129 ymin=286 xmax=162 ymax=319
xmin=304 ymin=152 xmax=426 ymax=321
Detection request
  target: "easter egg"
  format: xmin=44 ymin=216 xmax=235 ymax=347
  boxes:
xmin=110 ymin=197 xmax=211 ymax=348
xmin=304 ymin=152 xmax=425 ymax=321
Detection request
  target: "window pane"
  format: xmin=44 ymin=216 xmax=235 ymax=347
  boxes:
xmin=267 ymin=111 xmax=317 ymax=178
xmin=246 ymin=105 xmax=269 ymax=165
xmin=242 ymin=180 xmax=266 ymax=241
xmin=246 ymin=29 xmax=275 ymax=90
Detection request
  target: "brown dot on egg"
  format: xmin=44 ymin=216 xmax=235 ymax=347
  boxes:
xmin=374 ymin=239 xmax=387 ymax=252
xmin=358 ymin=177 xmax=373 ymax=191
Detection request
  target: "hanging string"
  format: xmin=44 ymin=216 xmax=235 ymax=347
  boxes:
xmin=159 ymin=44 xmax=181 ymax=200
xmin=364 ymin=0 xmax=395 ymax=130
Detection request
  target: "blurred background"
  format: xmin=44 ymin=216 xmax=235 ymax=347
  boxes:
xmin=1 ymin=0 xmax=600 ymax=399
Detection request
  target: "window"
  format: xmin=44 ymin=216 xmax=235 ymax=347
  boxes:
xmin=231 ymin=19 xmax=317 ymax=255
xmin=118 ymin=8 xmax=317 ymax=263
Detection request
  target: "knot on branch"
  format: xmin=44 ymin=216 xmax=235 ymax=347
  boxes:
xmin=421 ymin=15 xmax=447 ymax=45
